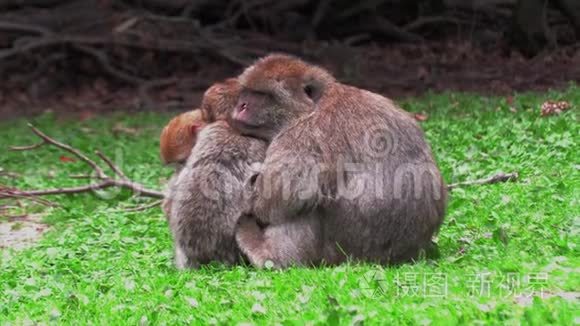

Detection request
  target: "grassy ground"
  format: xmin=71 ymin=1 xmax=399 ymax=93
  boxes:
xmin=0 ymin=85 xmax=578 ymax=325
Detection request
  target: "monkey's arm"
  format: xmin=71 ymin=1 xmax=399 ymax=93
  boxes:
xmin=249 ymin=149 xmax=324 ymax=225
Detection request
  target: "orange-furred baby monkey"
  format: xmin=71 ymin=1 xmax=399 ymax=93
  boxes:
xmin=159 ymin=78 xmax=240 ymax=165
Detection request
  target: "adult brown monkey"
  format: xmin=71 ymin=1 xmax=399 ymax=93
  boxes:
xmin=231 ymin=54 xmax=447 ymax=268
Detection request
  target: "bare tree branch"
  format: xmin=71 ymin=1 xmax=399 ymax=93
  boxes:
xmin=73 ymin=45 xmax=145 ymax=85
xmin=0 ymin=21 xmax=51 ymax=36
xmin=404 ymin=16 xmax=468 ymax=32
xmin=120 ymin=200 xmax=163 ymax=212
xmin=9 ymin=142 xmax=45 ymax=151
xmin=447 ymin=172 xmax=519 ymax=190
xmin=137 ymin=77 xmax=179 ymax=109
xmin=95 ymin=150 xmax=128 ymax=181
xmin=0 ymin=189 xmax=58 ymax=207
xmin=5 ymin=124 xmax=164 ymax=199
xmin=13 ymin=123 xmax=107 ymax=178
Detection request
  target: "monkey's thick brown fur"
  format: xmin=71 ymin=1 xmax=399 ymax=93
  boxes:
xmin=201 ymin=78 xmax=241 ymax=122
xmin=163 ymin=78 xmax=267 ymax=268
xmin=167 ymin=121 xmax=266 ymax=268
xmin=232 ymin=54 xmax=447 ymax=268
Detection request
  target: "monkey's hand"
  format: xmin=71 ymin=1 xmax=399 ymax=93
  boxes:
xmin=240 ymin=171 xmax=261 ymax=219
xmin=235 ymin=212 xmax=323 ymax=269
xmin=161 ymin=197 xmax=172 ymax=221
xmin=249 ymin=155 xmax=321 ymax=225
xmin=234 ymin=213 xmax=270 ymax=267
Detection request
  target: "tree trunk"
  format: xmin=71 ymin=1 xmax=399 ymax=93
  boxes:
xmin=511 ymin=0 xmax=554 ymax=57
xmin=554 ymin=0 xmax=580 ymax=33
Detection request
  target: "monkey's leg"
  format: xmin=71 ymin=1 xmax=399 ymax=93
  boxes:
xmin=235 ymin=214 xmax=322 ymax=269
xmin=174 ymin=246 xmax=189 ymax=270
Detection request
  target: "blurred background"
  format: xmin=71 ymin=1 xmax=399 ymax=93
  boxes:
xmin=0 ymin=0 xmax=578 ymax=119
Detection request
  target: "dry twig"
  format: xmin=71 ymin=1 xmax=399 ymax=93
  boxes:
xmin=447 ymin=172 xmax=518 ymax=190
xmin=0 ymin=170 xmax=20 ymax=178
xmin=0 ymin=190 xmax=58 ymax=207
xmin=119 ymin=200 xmax=163 ymax=212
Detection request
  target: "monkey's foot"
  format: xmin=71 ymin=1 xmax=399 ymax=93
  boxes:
xmin=234 ymin=214 xmax=273 ymax=268
xmin=235 ymin=214 xmax=262 ymax=248
xmin=174 ymin=246 xmax=189 ymax=270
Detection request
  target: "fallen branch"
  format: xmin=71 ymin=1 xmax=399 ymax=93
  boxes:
xmin=447 ymin=172 xmax=518 ymax=190
xmin=137 ymin=77 xmax=179 ymax=109
xmin=0 ymin=189 xmax=58 ymax=207
xmin=0 ymin=170 xmax=20 ymax=178
xmin=0 ymin=21 xmax=51 ymax=36
xmin=4 ymin=123 xmax=164 ymax=199
xmin=119 ymin=200 xmax=163 ymax=212
xmin=73 ymin=45 xmax=145 ymax=85
xmin=372 ymin=15 xmax=424 ymax=42
xmin=404 ymin=16 xmax=469 ymax=32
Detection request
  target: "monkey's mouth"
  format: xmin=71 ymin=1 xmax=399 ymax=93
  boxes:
xmin=232 ymin=107 xmax=262 ymax=129
xmin=232 ymin=118 xmax=262 ymax=130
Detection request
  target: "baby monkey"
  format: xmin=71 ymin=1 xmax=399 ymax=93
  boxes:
xmin=161 ymin=79 xmax=266 ymax=268
xmin=160 ymin=78 xmax=242 ymax=217
xmin=159 ymin=78 xmax=241 ymax=166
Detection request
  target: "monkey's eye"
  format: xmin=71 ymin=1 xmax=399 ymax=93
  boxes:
xmin=303 ymin=85 xmax=314 ymax=99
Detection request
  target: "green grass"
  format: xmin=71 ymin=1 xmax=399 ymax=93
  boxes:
xmin=1 ymin=85 xmax=578 ymax=325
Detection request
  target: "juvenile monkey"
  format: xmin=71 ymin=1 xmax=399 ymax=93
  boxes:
xmin=164 ymin=79 xmax=267 ymax=268
xmin=159 ymin=78 xmax=240 ymax=166
xmin=231 ymin=54 xmax=447 ymax=268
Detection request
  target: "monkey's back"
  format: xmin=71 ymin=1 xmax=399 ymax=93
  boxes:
xmin=268 ymin=84 xmax=447 ymax=264
xmin=168 ymin=121 xmax=266 ymax=268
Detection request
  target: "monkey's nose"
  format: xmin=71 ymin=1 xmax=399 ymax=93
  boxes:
xmin=233 ymin=102 xmax=251 ymax=124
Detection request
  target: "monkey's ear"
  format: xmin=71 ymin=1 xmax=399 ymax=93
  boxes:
xmin=200 ymin=105 xmax=214 ymax=122
xmin=189 ymin=123 xmax=202 ymax=135
xmin=303 ymin=83 xmax=323 ymax=103
xmin=248 ymin=173 xmax=260 ymax=186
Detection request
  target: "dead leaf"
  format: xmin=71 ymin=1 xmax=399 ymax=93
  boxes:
xmin=78 ymin=110 xmax=96 ymax=121
xmin=414 ymin=113 xmax=428 ymax=121
xmin=112 ymin=123 xmax=140 ymax=136
xmin=506 ymin=95 xmax=514 ymax=105
xmin=59 ymin=155 xmax=76 ymax=163
xmin=541 ymin=100 xmax=571 ymax=116
xmin=80 ymin=127 xmax=94 ymax=134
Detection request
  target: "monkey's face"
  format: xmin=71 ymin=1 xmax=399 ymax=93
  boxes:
xmin=230 ymin=80 xmax=320 ymax=140
xmin=232 ymin=54 xmax=335 ymax=140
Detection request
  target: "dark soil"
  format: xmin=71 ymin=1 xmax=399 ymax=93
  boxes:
xmin=1 ymin=41 xmax=578 ymax=120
